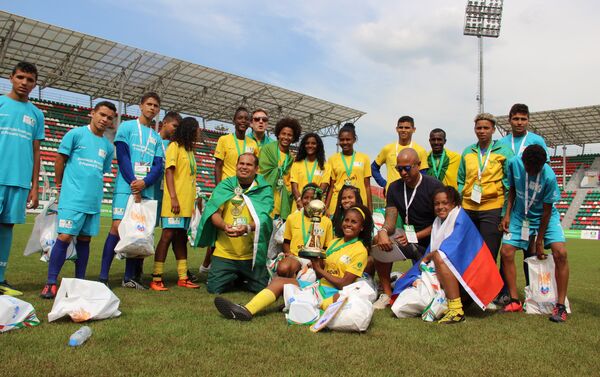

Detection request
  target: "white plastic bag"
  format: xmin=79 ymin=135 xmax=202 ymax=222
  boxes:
xmin=0 ymin=296 xmax=41 ymax=333
xmin=267 ymin=218 xmax=285 ymax=259
xmin=525 ymin=256 xmax=557 ymax=303
xmin=524 ymin=286 xmax=571 ymax=315
xmin=283 ymin=283 xmax=320 ymax=312
xmin=24 ymin=198 xmax=77 ymax=261
xmin=283 ymin=282 xmax=321 ymax=325
xmin=115 ymin=196 xmax=157 ymax=258
xmin=339 ymin=280 xmax=378 ymax=303
xmin=188 ymin=206 xmax=201 ymax=246
xmin=327 ymin=295 xmax=373 ymax=332
xmin=391 ymin=262 xmax=447 ymax=320
xmin=48 ymin=278 xmax=121 ymax=322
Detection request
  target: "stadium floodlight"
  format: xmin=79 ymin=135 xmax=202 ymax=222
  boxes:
xmin=463 ymin=0 xmax=504 ymax=113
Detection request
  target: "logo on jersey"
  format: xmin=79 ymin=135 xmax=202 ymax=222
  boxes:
xmin=98 ymin=149 xmax=106 ymax=158
xmin=59 ymin=219 xmax=73 ymax=229
xmin=148 ymin=136 xmax=156 ymax=145
xmin=22 ymin=115 xmax=35 ymax=126
xmin=340 ymin=255 xmax=351 ymax=264
xmin=113 ymin=207 xmax=125 ymax=216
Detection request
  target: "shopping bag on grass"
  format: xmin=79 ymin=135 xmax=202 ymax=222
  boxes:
xmin=114 ymin=196 xmax=157 ymax=258
xmin=48 ymin=278 xmax=121 ymax=322
xmin=524 ymin=256 xmax=571 ymax=314
xmin=0 ymin=296 xmax=41 ymax=332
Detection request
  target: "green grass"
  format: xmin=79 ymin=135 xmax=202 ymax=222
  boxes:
xmin=1 ymin=216 xmax=599 ymax=377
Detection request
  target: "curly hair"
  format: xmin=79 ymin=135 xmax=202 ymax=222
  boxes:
xmin=345 ymin=204 xmax=374 ymax=247
xmin=433 ymin=186 xmax=461 ymax=208
xmin=172 ymin=117 xmax=199 ymax=151
xmin=522 ymin=144 xmax=547 ymax=175
xmin=274 ymin=117 xmax=302 ymax=143
xmin=295 ymin=132 xmax=326 ymax=170
xmin=333 ymin=185 xmax=364 ymax=238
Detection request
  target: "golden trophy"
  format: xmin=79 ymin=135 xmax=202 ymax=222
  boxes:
xmin=231 ymin=186 xmax=246 ymax=229
xmin=298 ymin=199 xmax=327 ymax=259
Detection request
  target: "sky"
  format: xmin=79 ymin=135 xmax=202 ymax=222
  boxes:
xmin=2 ymin=1 xmax=600 ymax=161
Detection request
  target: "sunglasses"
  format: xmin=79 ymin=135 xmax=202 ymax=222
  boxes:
xmin=253 ymin=117 xmax=268 ymax=123
xmin=395 ymin=164 xmax=414 ymax=173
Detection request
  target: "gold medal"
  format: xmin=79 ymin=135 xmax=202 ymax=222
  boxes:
xmin=344 ymin=179 xmax=353 ymax=186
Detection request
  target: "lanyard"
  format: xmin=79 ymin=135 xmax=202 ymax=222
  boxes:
xmin=233 ymin=134 xmax=247 ymax=156
xmin=524 ymin=172 xmax=541 ymax=216
xmin=340 ymin=152 xmax=356 ymax=179
xmin=304 ymin=159 xmax=318 ymax=183
xmin=476 ymin=143 xmax=493 ymax=181
xmin=301 ymin=210 xmax=311 ymax=245
xmin=395 ymin=142 xmax=412 ymax=157
xmin=326 ymin=237 xmax=359 ymax=257
xmin=137 ymin=120 xmax=153 ymax=158
xmin=431 ymin=149 xmax=447 ymax=179
xmin=187 ymin=150 xmax=197 ymax=176
xmin=511 ymin=132 xmax=528 ymax=156
xmin=277 ymin=145 xmax=291 ymax=178
xmin=403 ymin=173 xmax=423 ymax=224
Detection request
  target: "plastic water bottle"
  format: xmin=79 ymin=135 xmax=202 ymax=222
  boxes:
xmin=68 ymin=326 xmax=92 ymax=347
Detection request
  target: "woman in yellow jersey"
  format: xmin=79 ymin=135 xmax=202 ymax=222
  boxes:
xmin=290 ymin=133 xmax=331 ymax=210
xmin=258 ymin=117 xmax=302 ymax=221
xmin=326 ymin=123 xmax=372 ymax=214
xmin=151 ymin=118 xmax=200 ymax=291
xmin=214 ymin=204 xmax=374 ymax=321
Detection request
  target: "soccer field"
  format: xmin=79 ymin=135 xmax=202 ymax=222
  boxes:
xmin=1 ymin=217 xmax=599 ymax=377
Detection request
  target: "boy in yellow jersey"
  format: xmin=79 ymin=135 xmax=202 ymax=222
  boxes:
xmin=426 ymin=128 xmax=460 ymax=189
xmin=372 ymin=115 xmax=428 ymax=192
xmin=214 ymin=106 xmax=258 ymax=184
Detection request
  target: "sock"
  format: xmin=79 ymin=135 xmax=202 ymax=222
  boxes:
xmin=99 ymin=233 xmax=119 ymax=280
xmin=153 ymin=262 xmax=165 ymax=281
xmin=124 ymin=258 xmax=136 ymax=281
xmin=74 ymin=240 xmax=91 ymax=279
xmin=447 ymin=297 xmax=464 ymax=314
xmin=176 ymin=259 xmax=188 ymax=280
xmin=134 ymin=258 xmax=144 ymax=281
xmin=47 ymin=239 xmax=70 ymax=284
xmin=245 ymin=289 xmax=277 ymax=315
xmin=0 ymin=226 xmax=13 ymax=282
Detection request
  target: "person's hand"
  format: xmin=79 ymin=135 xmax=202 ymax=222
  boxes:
xmin=535 ymin=240 xmax=547 ymax=260
xmin=295 ymin=198 xmax=302 ymax=210
xmin=130 ymin=179 xmax=146 ymax=193
xmin=170 ymin=197 xmax=180 ymax=215
xmin=133 ymin=192 xmax=142 ymax=203
xmin=27 ymin=186 xmax=39 ymax=209
xmin=375 ymin=230 xmax=393 ymax=251
xmin=394 ymin=232 xmax=409 ymax=247
xmin=421 ymin=251 xmax=434 ymax=263
xmin=501 ymin=215 xmax=510 ymax=233
xmin=224 ymin=224 xmax=246 ymax=237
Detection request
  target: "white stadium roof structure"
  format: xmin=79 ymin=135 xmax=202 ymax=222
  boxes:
xmin=497 ymin=105 xmax=600 ymax=148
xmin=0 ymin=11 xmax=365 ymax=136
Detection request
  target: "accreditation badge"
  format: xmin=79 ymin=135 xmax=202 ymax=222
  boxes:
xmin=233 ymin=217 xmax=248 ymax=227
xmin=471 ymin=183 xmax=482 ymax=204
xmin=403 ymin=225 xmax=418 ymax=244
xmin=521 ymin=219 xmax=530 ymax=241
xmin=134 ymin=162 xmax=151 ymax=179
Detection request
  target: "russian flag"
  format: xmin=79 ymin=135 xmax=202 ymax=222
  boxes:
xmin=392 ymin=208 xmax=503 ymax=309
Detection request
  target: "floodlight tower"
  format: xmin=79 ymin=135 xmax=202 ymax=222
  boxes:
xmin=463 ymin=0 xmax=504 ymax=113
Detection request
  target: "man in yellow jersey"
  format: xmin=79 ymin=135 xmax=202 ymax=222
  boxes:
xmin=214 ymin=106 xmax=259 ymax=184
xmin=426 ymin=128 xmax=460 ymax=189
xmin=194 ymin=153 xmax=274 ymax=294
xmin=372 ymin=116 xmax=428 ymax=192
xmin=248 ymin=108 xmax=273 ymax=154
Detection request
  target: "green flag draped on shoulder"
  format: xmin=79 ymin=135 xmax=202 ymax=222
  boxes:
xmin=258 ymin=141 xmax=293 ymax=220
xmin=194 ymin=175 xmax=274 ymax=269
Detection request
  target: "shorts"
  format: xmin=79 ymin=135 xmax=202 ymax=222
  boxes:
xmin=111 ymin=193 xmax=130 ymax=220
xmin=161 ymin=217 xmax=191 ymax=229
xmin=57 ymin=209 xmax=101 ymax=236
xmin=503 ymin=213 xmax=565 ymax=250
xmin=0 ymin=185 xmax=29 ymax=224
xmin=207 ymin=255 xmax=269 ymax=294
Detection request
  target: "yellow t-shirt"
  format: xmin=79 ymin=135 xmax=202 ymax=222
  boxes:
xmin=375 ymin=142 xmax=429 ymax=190
xmin=283 ymin=210 xmax=333 ymax=256
xmin=289 ymin=160 xmax=331 ymax=192
xmin=327 ymin=152 xmax=371 ymax=214
xmin=428 ymin=149 xmax=461 ymax=189
xmin=213 ymin=200 xmax=255 ymax=260
xmin=321 ymin=238 xmax=368 ymax=288
xmin=161 ymin=142 xmax=197 ymax=217
xmin=214 ymin=134 xmax=259 ymax=180
xmin=270 ymin=149 xmax=292 ymax=217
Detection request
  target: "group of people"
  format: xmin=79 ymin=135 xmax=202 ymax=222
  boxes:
xmin=0 ymin=61 xmax=569 ymax=326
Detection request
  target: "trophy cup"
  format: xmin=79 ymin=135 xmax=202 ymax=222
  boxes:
xmin=298 ymin=199 xmax=327 ymax=259
xmin=231 ymin=186 xmax=246 ymax=230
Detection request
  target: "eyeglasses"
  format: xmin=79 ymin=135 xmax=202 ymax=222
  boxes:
xmin=395 ymin=164 xmax=414 ymax=173
xmin=253 ymin=117 xmax=268 ymax=123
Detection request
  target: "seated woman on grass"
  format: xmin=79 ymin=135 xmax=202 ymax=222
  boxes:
xmin=214 ymin=204 xmax=374 ymax=321
xmin=275 ymin=183 xmax=334 ymax=279
xmin=393 ymin=186 xmax=503 ymax=324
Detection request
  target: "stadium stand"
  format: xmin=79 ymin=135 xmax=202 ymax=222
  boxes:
xmin=571 ymin=191 xmax=600 ymax=231
xmin=550 ymin=154 xmax=598 ymax=188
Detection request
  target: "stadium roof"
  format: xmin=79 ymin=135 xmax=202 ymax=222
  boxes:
xmin=0 ymin=11 xmax=365 ymax=136
xmin=497 ymin=105 xmax=600 ymax=148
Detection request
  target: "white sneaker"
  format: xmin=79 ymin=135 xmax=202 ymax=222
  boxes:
xmin=373 ymin=293 xmax=391 ymax=309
